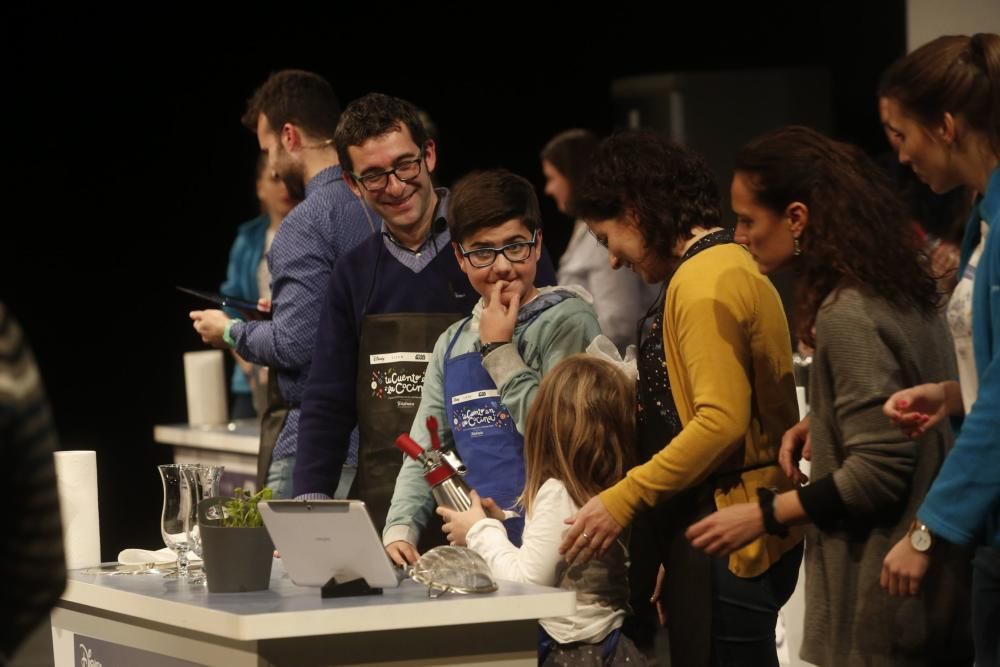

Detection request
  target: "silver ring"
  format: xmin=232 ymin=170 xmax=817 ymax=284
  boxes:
xmin=581 ymin=531 xmax=591 ymax=541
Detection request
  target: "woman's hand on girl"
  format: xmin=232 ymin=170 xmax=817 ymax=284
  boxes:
xmin=559 ymin=496 xmax=624 ymax=564
xmin=686 ymin=503 xmax=764 ymax=556
xmin=779 ymin=416 xmax=811 ymax=485
xmin=437 ymin=491 xmax=488 ymax=546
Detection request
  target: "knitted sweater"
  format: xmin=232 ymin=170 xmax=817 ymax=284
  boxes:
xmin=800 ymin=288 xmax=972 ymax=667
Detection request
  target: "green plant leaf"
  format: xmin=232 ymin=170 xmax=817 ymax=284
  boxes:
xmin=217 ymin=486 xmax=273 ymax=528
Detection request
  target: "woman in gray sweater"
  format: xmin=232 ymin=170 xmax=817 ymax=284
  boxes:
xmin=686 ymin=126 xmax=973 ymax=666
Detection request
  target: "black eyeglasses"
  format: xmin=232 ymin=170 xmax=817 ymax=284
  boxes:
xmin=352 ymin=149 xmax=425 ymax=192
xmin=459 ymin=231 xmax=538 ymax=268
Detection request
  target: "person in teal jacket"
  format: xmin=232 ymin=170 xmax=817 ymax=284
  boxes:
xmin=220 ymin=156 xmax=298 ymax=418
xmin=879 ymin=33 xmax=1000 ymax=667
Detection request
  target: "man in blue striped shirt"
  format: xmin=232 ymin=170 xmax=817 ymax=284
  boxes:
xmin=191 ymin=70 xmax=378 ymax=497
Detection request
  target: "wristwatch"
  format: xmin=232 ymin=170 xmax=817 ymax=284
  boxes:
xmin=757 ymin=487 xmax=789 ymax=537
xmin=480 ymin=341 xmax=509 ymax=359
xmin=909 ymin=520 xmax=934 ymax=552
xmin=223 ymin=318 xmax=242 ymax=349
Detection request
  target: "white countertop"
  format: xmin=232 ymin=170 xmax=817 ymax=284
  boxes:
xmin=153 ymin=421 xmax=259 ymax=455
xmin=61 ymin=560 xmax=576 ymax=642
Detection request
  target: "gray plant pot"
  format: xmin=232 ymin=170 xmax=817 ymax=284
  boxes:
xmin=200 ymin=524 xmax=274 ymax=593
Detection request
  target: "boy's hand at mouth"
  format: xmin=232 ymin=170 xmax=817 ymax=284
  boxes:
xmin=480 ymin=281 xmax=520 ymax=344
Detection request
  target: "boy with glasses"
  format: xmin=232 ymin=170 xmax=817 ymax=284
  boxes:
xmin=382 ymin=168 xmax=602 ymax=565
xmin=293 ymin=95 xmax=557 ymax=541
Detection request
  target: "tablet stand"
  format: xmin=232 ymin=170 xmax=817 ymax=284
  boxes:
xmin=321 ymin=576 xmax=383 ymax=599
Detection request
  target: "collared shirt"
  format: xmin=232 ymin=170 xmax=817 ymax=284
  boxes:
xmin=380 ymin=188 xmax=451 ymax=272
xmin=230 ymin=164 xmax=380 ymax=461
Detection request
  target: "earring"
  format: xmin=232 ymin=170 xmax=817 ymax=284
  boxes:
xmin=793 ymin=237 xmax=801 ymax=256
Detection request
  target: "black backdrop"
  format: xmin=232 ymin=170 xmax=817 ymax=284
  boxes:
xmin=3 ymin=3 xmax=905 ymax=557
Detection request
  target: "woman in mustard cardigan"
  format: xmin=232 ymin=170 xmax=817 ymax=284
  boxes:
xmin=560 ymin=130 xmax=803 ymax=667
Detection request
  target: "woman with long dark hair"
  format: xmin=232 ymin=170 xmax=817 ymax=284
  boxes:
xmin=541 ymin=129 xmax=656 ymax=352
xmin=687 ymin=125 xmax=973 ymax=666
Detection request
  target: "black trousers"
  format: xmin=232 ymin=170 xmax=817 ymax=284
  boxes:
xmin=709 ymin=541 xmax=802 ymax=667
xmin=973 ymin=546 xmax=1000 ymax=667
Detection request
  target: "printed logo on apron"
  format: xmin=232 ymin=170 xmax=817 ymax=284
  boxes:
xmin=355 ymin=312 xmax=463 ymax=539
xmin=369 ymin=352 xmax=432 ymax=409
xmin=449 ymin=389 xmax=514 ymax=435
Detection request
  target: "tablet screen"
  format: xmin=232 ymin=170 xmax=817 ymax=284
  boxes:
xmin=260 ymin=500 xmax=400 ymax=589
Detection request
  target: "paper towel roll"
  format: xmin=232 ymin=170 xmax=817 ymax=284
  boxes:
xmin=184 ymin=350 xmax=228 ymax=426
xmin=54 ymin=450 xmax=101 ymax=570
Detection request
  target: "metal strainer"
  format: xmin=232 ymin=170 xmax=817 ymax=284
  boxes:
xmin=409 ymin=546 xmax=498 ymax=598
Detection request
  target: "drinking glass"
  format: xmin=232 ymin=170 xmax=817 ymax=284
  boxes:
xmin=182 ymin=464 xmax=223 ymax=583
xmin=159 ymin=464 xmax=195 ymax=580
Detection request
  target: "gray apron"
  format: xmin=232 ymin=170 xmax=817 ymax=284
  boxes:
xmin=256 ymin=372 xmax=291 ymax=491
xmin=353 ymin=312 xmax=462 ymax=542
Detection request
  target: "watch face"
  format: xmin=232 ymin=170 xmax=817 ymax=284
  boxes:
xmin=910 ymin=527 xmax=933 ymax=552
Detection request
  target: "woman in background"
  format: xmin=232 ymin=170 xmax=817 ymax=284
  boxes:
xmin=221 ymin=155 xmax=298 ymax=418
xmin=542 ymin=129 xmax=656 ymax=353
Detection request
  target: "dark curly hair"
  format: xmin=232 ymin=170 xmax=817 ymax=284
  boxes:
xmin=575 ymin=130 xmax=721 ymax=259
xmin=333 ymin=93 xmax=429 ymax=175
xmin=735 ymin=126 xmax=939 ymax=346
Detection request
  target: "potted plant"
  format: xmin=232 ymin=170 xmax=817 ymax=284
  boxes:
xmin=198 ymin=487 xmax=274 ymax=593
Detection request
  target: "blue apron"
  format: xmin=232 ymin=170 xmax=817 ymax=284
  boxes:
xmin=443 ymin=317 xmax=526 ymax=545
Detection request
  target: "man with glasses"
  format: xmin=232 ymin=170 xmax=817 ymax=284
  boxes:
xmin=293 ymin=94 xmax=557 ymax=542
xmin=379 ymin=168 xmax=601 ymax=564
xmin=190 ymin=70 xmax=377 ymax=498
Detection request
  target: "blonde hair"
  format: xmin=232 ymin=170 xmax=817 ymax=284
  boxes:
xmin=519 ymin=355 xmax=637 ymax=515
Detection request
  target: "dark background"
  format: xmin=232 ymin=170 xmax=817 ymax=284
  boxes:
xmin=2 ymin=4 xmax=905 ymax=558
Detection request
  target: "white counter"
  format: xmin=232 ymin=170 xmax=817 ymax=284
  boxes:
xmin=154 ymin=422 xmax=260 ymax=491
xmin=154 ymin=421 xmax=260 ymax=456
xmin=52 ymin=560 xmax=575 ymax=666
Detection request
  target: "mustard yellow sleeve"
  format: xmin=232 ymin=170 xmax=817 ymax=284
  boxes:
xmin=601 ymin=260 xmax=755 ymax=525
